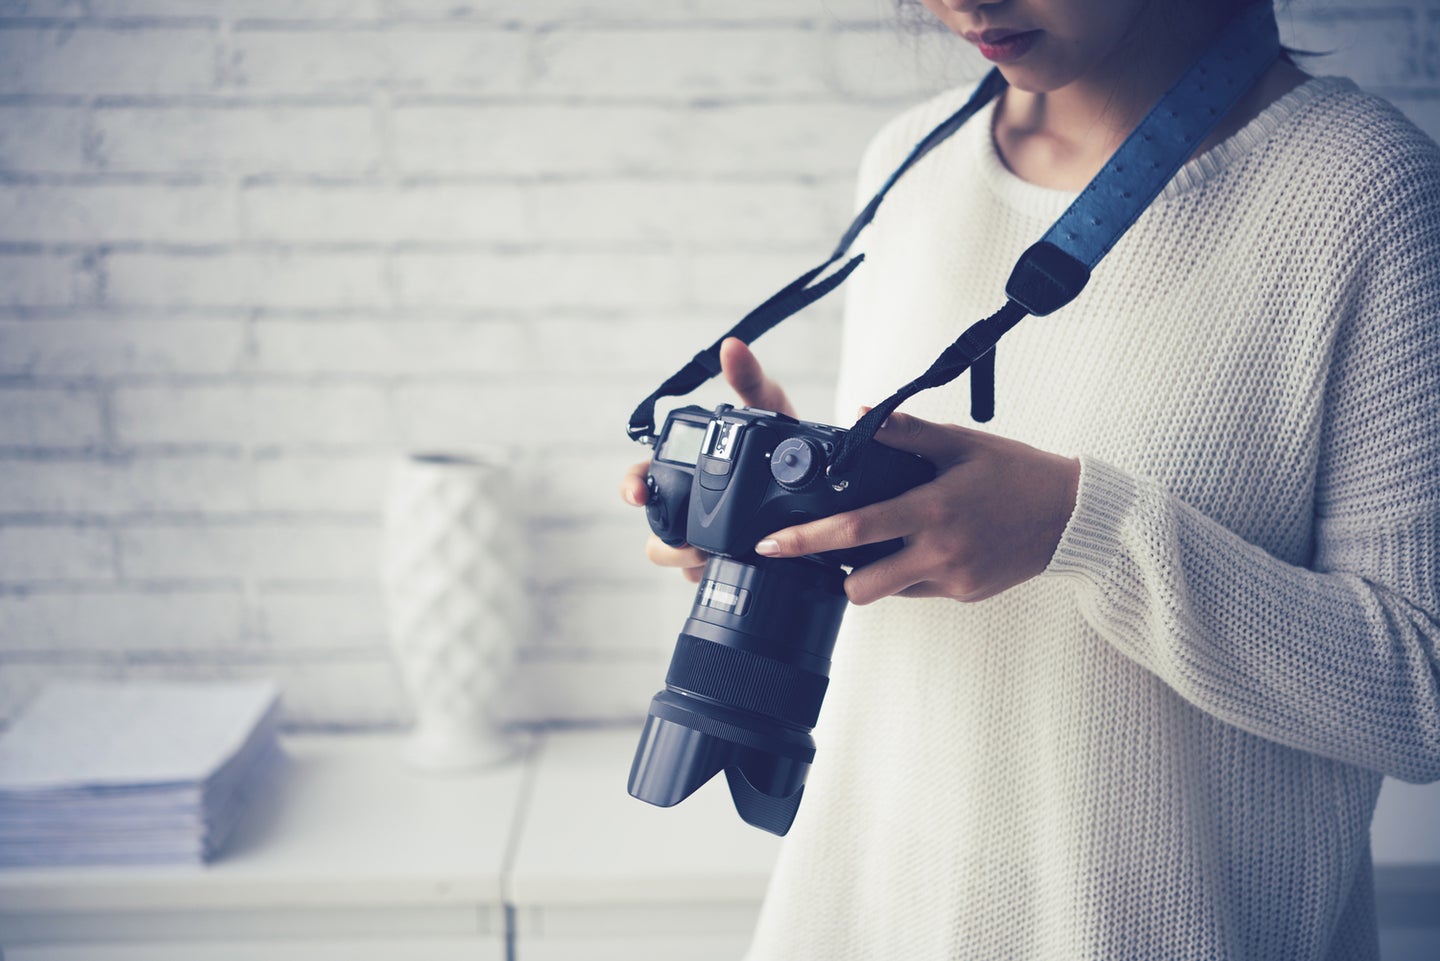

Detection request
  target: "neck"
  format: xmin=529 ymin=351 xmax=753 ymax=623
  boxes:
xmin=994 ymin=2 xmax=1234 ymax=190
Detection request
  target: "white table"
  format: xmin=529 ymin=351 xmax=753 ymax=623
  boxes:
xmin=0 ymin=735 xmax=528 ymax=961
xmin=2 ymin=730 xmax=1436 ymax=961
xmin=507 ymin=729 xmax=780 ymax=961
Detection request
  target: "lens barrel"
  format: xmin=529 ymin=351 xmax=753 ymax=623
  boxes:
xmin=628 ymin=554 xmax=848 ymax=835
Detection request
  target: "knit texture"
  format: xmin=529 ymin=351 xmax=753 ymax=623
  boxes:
xmin=743 ymin=77 xmax=1440 ymax=961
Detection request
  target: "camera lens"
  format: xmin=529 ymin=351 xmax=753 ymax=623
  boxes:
xmin=628 ymin=554 xmax=848 ymax=835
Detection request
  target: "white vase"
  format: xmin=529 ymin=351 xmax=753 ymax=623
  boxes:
xmin=381 ymin=452 xmax=524 ymax=772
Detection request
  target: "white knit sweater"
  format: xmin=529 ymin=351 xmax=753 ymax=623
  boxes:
xmin=743 ymin=77 xmax=1440 ymax=961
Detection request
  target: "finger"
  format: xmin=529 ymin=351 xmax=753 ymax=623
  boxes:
xmin=620 ymin=460 xmax=650 ymax=507
xmin=645 ymin=534 xmax=708 ymax=570
xmin=754 ymin=498 xmax=913 ymax=560
xmin=850 ymin=546 xmax=996 ymax=605
xmin=720 ymin=338 xmax=794 ymax=416
xmin=841 ymin=546 xmax=932 ymax=606
xmin=871 ymin=410 xmax=980 ymax=465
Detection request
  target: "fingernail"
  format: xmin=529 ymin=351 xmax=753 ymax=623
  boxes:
xmin=755 ymin=539 xmax=781 ymax=556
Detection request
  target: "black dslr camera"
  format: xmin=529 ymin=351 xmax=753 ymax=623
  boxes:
xmin=628 ymin=403 xmax=935 ymax=834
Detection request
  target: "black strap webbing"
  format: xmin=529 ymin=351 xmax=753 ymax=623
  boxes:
xmin=626 ymin=68 xmax=1010 ymax=444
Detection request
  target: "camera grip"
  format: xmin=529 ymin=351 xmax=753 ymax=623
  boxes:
xmin=645 ymin=460 xmax=693 ymax=548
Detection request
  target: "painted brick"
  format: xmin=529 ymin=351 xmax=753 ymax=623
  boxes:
xmin=495 ymin=655 xmax=657 ymax=726
xmin=686 ymin=102 xmax=900 ymax=177
xmin=690 ymin=248 xmax=843 ymax=311
xmin=538 ymin=581 xmax=693 ymax=656
xmin=528 ymin=474 xmax=639 ymax=534
xmin=117 ymin=520 xmax=379 ymax=581
xmin=387 ymin=380 xmax=528 ymax=452
xmin=226 ymin=24 xmax=528 ymax=95
xmin=393 ymin=249 xmax=685 ymax=311
xmin=91 ymin=1 xmax=383 ymax=17
xmin=0 ymin=0 xmax=1430 ymax=733
xmin=253 ymin=453 xmax=389 ymax=513
xmin=1389 ymin=94 xmax=1440 ymax=144
xmin=251 ymin=318 xmax=529 ymax=375
xmin=0 ymin=386 xmax=105 ymax=449
xmin=0 ymin=106 xmax=87 ymax=174
xmin=93 ymin=105 xmax=379 ymax=177
xmin=827 ymin=24 xmax=984 ymax=100
xmin=1285 ymin=9 xmax=1421 ymax=89
xmin=382 ymin=0 xmax=883 ymax=24
xmin=246 ymin=383 xmax=397 ymax=448
xmin=685 ymin=253 xmax=864 ymax=337
xmin=532 ymin=179 xmax=841 ymax=246
xmin=240 ymin=183 xmax=529 ymax=245
xmin=0 ymin=657 xmax=409 ymax=730
xmin=0 ymin=1 xmax=88 ymax=16
xmin=258 ymin=657 xmax=406 ymax=728
xmin=104 ymin=250 xmax=390 ymax=310
xmin=0 ymin=183 xmax=237 ymax=245
xmin=524 ymin=315 xmax=721 ymax=377
xmin=114 ymin=382 xmax=396 ymax=447
xmin=0 ymin=455 xmax=251 ymax=514
xmin=393 ymin=104 xmax=684 ymax=178
xmin=532 ymin=28 xmax=829 ymax=101
xmin=255 ymin=586 xmax=387 ymax=650
xmin=0 ymin=25 xmax=219 ymax=97
xmin=0 ymin=316 xmax=246 ymax=377
xmin=392 ymin=0 xmax=649 ymax=22
xmin=673 ymin=0 xmax=893 ymax=23
xmin=530 ymin=447 xmax=659 ymax=524
xmin=0 ymin=524 xmax=115 ymax=582
xmin=0 ymin=252 xmax=98 ymax=308
xmin=389 ymin=378 xmax=639 ymax=452
xmin=530 ymin=519 xmax=672 ymax=590
xmin=110 ymin=384 xmax=249 ymax=446
xmin=0 ymin=589 xmax=245 ymax=652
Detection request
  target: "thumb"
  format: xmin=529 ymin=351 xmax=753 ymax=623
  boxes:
xmin=720 ymin=337 xmax=794 ymax=416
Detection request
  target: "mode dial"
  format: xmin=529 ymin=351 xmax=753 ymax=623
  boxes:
xmin=770 ymin=437 xmax=823 ymax=490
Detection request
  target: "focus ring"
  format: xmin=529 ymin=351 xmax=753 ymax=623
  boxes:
xmin=666 ymin=633 xmax=829 ymax=730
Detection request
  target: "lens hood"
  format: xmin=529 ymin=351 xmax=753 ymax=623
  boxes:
xmin=628 ymin=708 xmax=808 ymax=835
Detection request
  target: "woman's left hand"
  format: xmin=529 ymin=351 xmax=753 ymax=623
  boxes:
xmin=754 ymin=410 xmax=1081 ymax=605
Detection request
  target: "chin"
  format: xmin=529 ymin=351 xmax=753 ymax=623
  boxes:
xmin=994 ymin=61 xmax=1082 ymax=96
xmin=995 ymin=68 xmax=1058 ymax=95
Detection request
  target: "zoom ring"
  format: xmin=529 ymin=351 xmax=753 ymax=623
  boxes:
xmin=666 ymin=633 xmax=829 ymax=730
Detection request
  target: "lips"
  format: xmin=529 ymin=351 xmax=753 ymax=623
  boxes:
xmin=964 ymin=28 xmax=1041 ymax=64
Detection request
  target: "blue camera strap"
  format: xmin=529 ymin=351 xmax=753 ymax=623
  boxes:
xmin=628 ymin=2 xmax=1281 ymax=469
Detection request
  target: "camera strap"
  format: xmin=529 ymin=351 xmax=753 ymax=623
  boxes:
xmin=628 ymin=3 xmax=1281 ymax=469
xmin=624 ymin=67 xmax=1009 ymax=445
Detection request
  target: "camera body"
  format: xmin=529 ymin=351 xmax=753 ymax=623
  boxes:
xmin=645 ymin=404 xmax=935 ymax=569
xmin=629 ymin=404 xmax=935 ymax=835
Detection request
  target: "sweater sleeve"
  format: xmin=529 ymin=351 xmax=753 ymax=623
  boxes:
xmin=1045 ymin=151 xmax=1440 ymax=784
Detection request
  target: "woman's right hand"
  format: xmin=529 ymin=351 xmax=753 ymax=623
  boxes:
xmin=619 ymin=337 xmax=797 ymax=583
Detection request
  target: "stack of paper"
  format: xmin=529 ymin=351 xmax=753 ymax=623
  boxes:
xmin=0 ymin=680 xmax=282 ymax=867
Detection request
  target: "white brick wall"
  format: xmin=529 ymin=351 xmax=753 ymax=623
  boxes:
xmin=0 ymin=0 xmax=1436 ymax=730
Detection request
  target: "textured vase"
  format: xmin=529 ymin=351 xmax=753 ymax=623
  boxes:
xmin=381 ymin=452 xmax=524 ymax=772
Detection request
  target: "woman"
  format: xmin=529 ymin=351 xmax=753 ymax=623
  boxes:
xmin=622 ymin=0 xmax=1440 ymax=957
